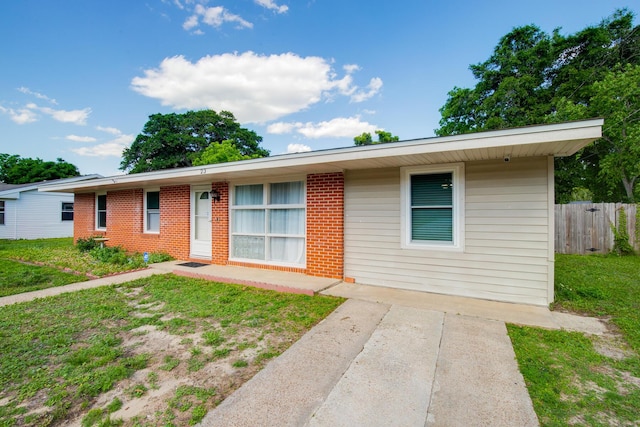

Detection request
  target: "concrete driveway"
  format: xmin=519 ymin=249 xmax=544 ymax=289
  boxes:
xmin=200 ymin=298 xmax=540 ymax=426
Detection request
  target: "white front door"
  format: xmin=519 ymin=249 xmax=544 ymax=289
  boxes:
xmin=191 ymin=186 xmax=212 ymax=259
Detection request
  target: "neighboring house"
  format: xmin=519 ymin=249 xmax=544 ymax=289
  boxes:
xmin=41 ymin=119 xmax=603 ymax=306
xmin=0 ymin=175 xmax=101 ymax=240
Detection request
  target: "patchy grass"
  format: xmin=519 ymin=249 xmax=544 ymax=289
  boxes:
xmin=0 ymin=258 xmax=87 ymax=297
xmin=0 ymin=238 xmax=172 ymax=296
xmin=0 ymin=274 xmax=343 ymax=426
xmin=509 ymin=254 xmax=640 ymax=426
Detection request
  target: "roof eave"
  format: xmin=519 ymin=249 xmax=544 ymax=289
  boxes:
xmin=39 ymin=118 xmax=603 ymax=194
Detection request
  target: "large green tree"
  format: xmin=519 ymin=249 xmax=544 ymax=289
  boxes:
xmin=0 ymin=154 xmax=79 ymax=184
xmin=120 ymin=110 xmax=269 ymax=173
xmin=435 ymin=9 xmax=640 ymax=202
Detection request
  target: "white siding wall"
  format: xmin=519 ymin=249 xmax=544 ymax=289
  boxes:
xmin=0 ymin=191 xmax=74 ymax=239
xmin=344 ymin=157 xmax=552 ymax=306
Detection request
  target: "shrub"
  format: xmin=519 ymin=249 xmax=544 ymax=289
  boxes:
xmin=90 ymin=246 xmax=129 ymax=265
xmin=76 ymin=236 xmax=100 ymax=252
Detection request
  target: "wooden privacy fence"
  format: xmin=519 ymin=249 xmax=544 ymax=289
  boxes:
xmin=555 ymin=203 xmax=639 ymax=254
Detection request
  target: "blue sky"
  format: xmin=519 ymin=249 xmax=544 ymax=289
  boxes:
xmin=0 ymin=0 xmax=636 ymax=177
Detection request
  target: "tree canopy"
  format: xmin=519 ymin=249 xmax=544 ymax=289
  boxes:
xmin=120 ymin=110 xmax=269 ymax=173
xmin=435 ymin=9 xmax=640 ymax=202
xmin=0 ymin=154 xmax=80 ymax=184
xmin=354 ymin=130 xmax=400 ymax=146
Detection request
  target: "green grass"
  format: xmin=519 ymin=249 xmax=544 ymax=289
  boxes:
xmin=0 ymin=285 xmax=150 ymax=426
xmin=509 ymin=254 xmax=640 ymax=426
xmin=0 ymin=238 xmax=172 ymax=297
xmin=0 ymin=258 xmax=88 ymax=296
xmin=0 ymin=273 xmax=343 ymax=426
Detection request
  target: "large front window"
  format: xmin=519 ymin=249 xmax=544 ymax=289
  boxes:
xmin=401 ymin=164 xmax=464 ymax=250
xmin=231 ymin=181 xmax=305 ymax=265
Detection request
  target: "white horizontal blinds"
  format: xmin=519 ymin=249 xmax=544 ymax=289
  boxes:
xmin=146 ymin=191 xmax=160 ymax=232
xmin=411 ymin=173 xmax=453 ymax=242
xmin=231 ymin=181 xmax=305 ymax=264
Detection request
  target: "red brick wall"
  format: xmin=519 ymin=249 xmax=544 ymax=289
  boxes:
xmin=73 ymin=174 xmax=345 ymax=280
xmin=211 ymin=182 xmax=229 ymax=265
xmin=306 ymin=172 xmax=344 ymax=278
xmin=105 ymin=189 xmax=160 ymax=254
xmin=158 ymin=185 xmax=190 ymax=260
xmin=74 ymin=193 xmax=99 ymax=241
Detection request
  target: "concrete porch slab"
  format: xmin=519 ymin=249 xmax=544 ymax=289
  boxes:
xmin=322 ymin=281 xmax=559 ymax=329
xmin=150 ymin=261 xmax=341 ymax=296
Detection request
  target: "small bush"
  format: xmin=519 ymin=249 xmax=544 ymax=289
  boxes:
xmin=90 ymin=246 xmax=129 ymax=265
xmin=77 ymin=236 xmax=100 ymax=252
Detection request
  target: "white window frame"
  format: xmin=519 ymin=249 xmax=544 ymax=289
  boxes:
xmin=0 ymin=200 xmax=5 ymax=226
xmin=61 ymin=202 xmax=74 ymax=222
xmin=96 ymin=193 xmax=107 ymax=231
xmin=400 ymin=163 xmax=465 ymax=251
xmin=230 ymin=178 xmax=307 ymax=267
xmin=144 ymin=189 xmax=160 ymax=234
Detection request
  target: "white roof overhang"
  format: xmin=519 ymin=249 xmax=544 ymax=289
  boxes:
xmin=40 ymin=119 xmax=603 ymax=194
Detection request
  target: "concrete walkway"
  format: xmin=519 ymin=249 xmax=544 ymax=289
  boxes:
xmin=0 ymin=268 xmax=165 ymax=307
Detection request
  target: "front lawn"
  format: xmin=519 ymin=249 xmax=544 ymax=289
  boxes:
xmin=509 ymin=254 xmax=640 ymax=426
xmin=0 ymin=274 xmax=344 ymax=426
xmin=0 ymin=238 xmax=171 ymax=297
xmin=0 ymin=258 xmax=87 ymax=297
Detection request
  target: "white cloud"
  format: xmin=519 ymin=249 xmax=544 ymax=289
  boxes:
xmin=1 ymin=102 xmax=91 ymax=125
xmin=17 ymin=87 xmax=58 ymax=105
xmin=184 ymin=4 xmax=252 ymax=32
xmin=286 ymin=143 xmax=311 ymax=153
xmin=0 ymin=105 xmax=38 ymax=124
xmin=72 ymin=127 xmax=134 ymax=157
xmin=36 ymin=106 xmax=91 ymax=125
xmin=66 ymin=134 xmax=97 ymax=143
xmin=351 ymin=77 xmax=383 ymax=103
xmin=71 ymin=142 xmax=129 ymax=157
xmin=96 ymin=126 xmax=122 ymax=135
xmin=267 ymin=116 xmax=378 ymax=139
xmin=131 ymin=52 xmax=383 ymax=123
xmin=255 ymin=0 xmax=288 ymax=14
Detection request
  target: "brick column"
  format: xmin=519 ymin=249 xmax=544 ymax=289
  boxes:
xmin=306 ymin=172 xmax=344 ymax=278
xmin=211 ymin=182 xmax=229 ymax=265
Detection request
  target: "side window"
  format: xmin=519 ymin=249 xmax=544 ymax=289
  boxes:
xmin=96 ymin=194 xmax=107 ymax=230
xmin=61 ymin=202 xmax=74 ymax=221
xmin=0 ymin=201 xmax=5 ymax=225
xmin=145 ymin=190 xmax=160 ymax=233
xmin=402 ymin=164 xmax=464 ymax=250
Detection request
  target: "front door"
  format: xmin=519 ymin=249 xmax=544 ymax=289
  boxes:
xmin=191 ymin=186 xmax=212 ymax=259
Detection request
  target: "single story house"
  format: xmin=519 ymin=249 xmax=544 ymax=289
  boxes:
xmin=0 ymin=175 xmax=101 ymax=240
xmin=41 ymin=119 xmax=603 ymax=306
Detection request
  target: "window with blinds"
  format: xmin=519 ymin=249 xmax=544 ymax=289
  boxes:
xmin=145 ymin=190 xmax=160 ymax=233
xmin=96 ymin=194 xmax=107 ymax=230
xmin=401 ymin=164 xmax=464 ymax=250
xmin=411 ymin=173 xmax=453 ymax=242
